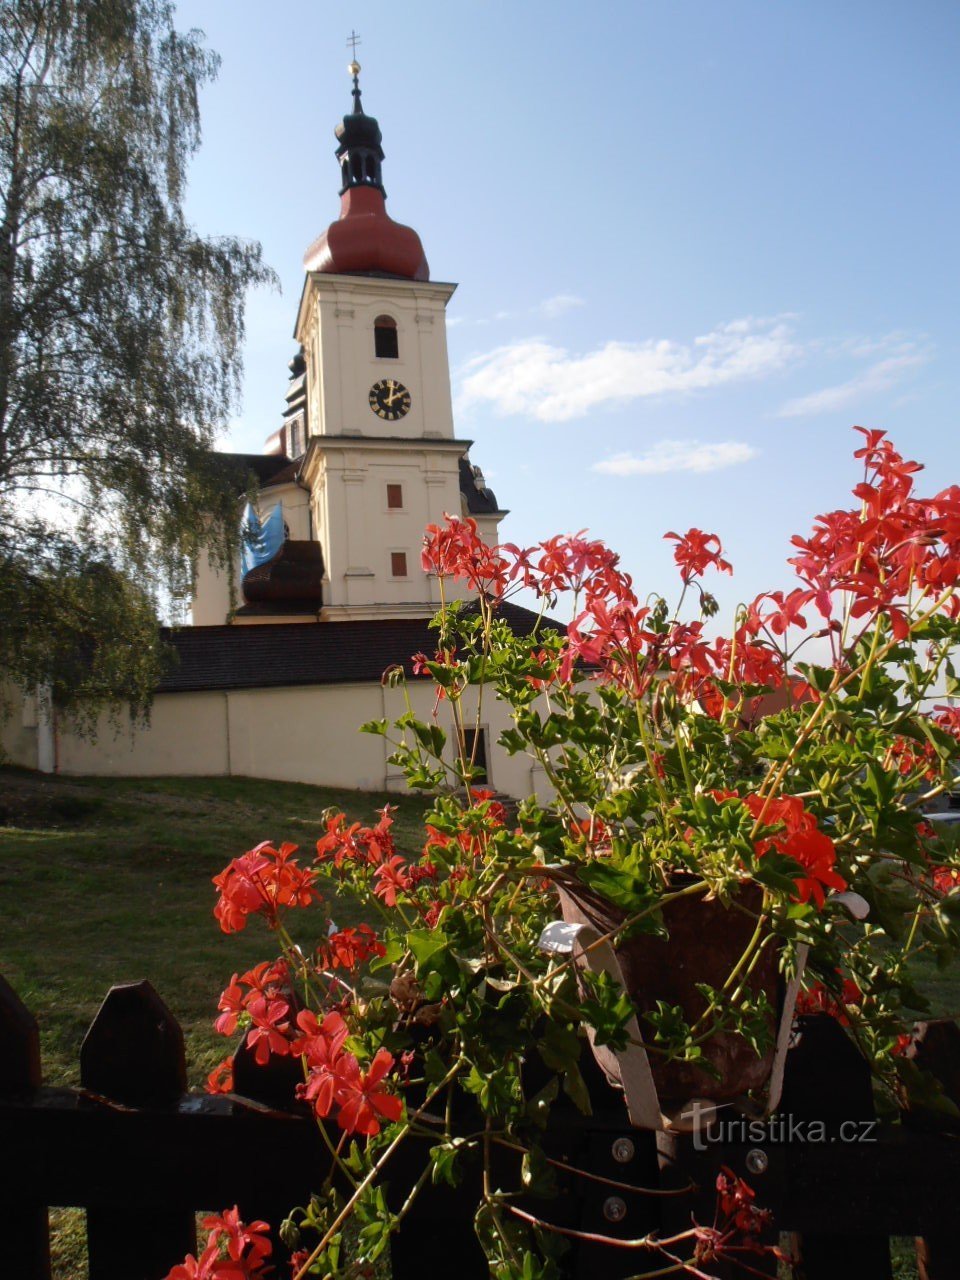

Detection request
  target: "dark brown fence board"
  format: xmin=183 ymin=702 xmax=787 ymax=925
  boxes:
xmin=777 ymin=1014 xmax=892 ymax=1278
xmin=908 ymin=1020 xmax=960 ymax=1280
xmin=0 ymin=974 xmax=52 ymax=1280
xmin=0 ymin=1089 xmax=332 ymax=1206
xmin=80 ymin=983 xmax=196 ymax=1280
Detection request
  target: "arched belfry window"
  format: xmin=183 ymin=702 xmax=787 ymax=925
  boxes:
xmin=374 ymin=314 xmax=399 ymax=359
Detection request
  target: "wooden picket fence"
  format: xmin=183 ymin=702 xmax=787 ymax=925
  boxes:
xmin=3 ymin=971 xmax=960 ymax=1280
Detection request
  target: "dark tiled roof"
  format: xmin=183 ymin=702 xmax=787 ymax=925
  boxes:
xmin=459 ymin=456 xmax=503 ymax=515
xmin=260 ymin=459 xmax=303 ymax=488
xmin=219 ymin=452 xmax=293 ymax=489
xmin=158 ymin=601 xmax=560 ymax=694
xmin=232 ymin=602 xmax=319 ymax=618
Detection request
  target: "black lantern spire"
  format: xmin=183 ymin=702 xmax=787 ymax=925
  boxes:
xmin=335 ymin=58 xmax=386 ymax=198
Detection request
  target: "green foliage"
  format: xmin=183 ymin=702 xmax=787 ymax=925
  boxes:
xmin=0 ymin=0 xmax=275 ymax=723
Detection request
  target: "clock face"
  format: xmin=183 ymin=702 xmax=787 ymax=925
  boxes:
xmin=369 ymin=378 xmax=411 ymax=422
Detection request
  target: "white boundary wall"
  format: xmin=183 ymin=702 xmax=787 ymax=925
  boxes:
xmin=1 ymin=679 xmax=550 ymax=800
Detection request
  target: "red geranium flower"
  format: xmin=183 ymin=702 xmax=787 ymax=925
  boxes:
xmin=664 ymin=528 xmax=732 ymax=581
xmin=320 ymin=924 xmax=386 ymax=971
xmin=202 ymin=1206 xmax=271 ymax=1267
xmin=244 ymin=995 xmax=291 ymax=1065
xmin=374 ymin=855 xmax=412 ymax=907
xmin=334 ymin=1047 xmax=403 ymax=1136
xmin=206 ymin=1055 xmax=235 ymax=1095
xmin=213 ymin=843 xmax=318 ymax=934
xmin=292 ymin=1009 xmax=349 ymax=1119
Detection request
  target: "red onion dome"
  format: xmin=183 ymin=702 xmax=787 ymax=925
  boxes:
xmin=303 ymin=63 xmax=429 ymax=282
xmin=303 ymin=186 xmax=429 ymax=280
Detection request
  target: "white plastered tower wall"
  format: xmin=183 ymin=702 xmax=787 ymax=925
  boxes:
xmin=302 ymin=437 xmax=468 ymax=619
xmin=294 ymin=271 xmax=492 ymax=618
xmin=295 ymin=274 xmax=457 ymax=443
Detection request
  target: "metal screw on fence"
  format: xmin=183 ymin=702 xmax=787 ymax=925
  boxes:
xmin=611 ymin=1137 xmax=635 ymax=1164
xmin=602 ymin=1196 xmax=628 ymax=1223
xmin=746 ymin=1147 xmax=769 ymax=1176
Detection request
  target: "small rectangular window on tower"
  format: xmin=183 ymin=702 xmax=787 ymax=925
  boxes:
xmin=390 ymin=551 xmax=408 ymax=578
xmin=386 ymin=483 xmax=403 ymax=509
xmin=374 ymin=315 xmax=399 ymax=359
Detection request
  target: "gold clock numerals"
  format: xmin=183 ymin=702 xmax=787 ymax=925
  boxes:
xmin=369 ymin=378 xmax=412 ymax=422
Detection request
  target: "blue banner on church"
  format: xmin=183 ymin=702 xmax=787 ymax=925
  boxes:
xmin=241 ymin=502 xmax=285 ymax=576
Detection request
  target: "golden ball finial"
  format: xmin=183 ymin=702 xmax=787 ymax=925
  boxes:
xmin=348 ymin=60 xmax=361 ymax=77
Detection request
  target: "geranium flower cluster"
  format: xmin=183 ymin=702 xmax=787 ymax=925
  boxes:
xmin=795 ymin=975 xmax=863 ymax=1024
xmin=292 ymin=1008 xmax=403 ymax=1135
xmin=931 ymin=866 xmax=960 ymax=895
xmin=164 ymin=1207 xmax=271 ymax=1280
xmin=788 ymin=428 xmax=960 ymax=640
xmin=206 ymin=817 xmax=411 ymax=1144
xmin=693 ymin=1168 xmax=789 ymax=1272
xmin=213 ymin=841 xmax=318 ymax=934
xmin=712 ymin=791 xmax=847 ymax=908
xmin=886 ymin=735 xmax=940 ymax=782
xmin=317 ymin=923 xmax=386 ymax=971
xmin=311 ymin=793 xmax=508 ymax=930
xmin=214 ymin=960 xmax=292 ymax=1065
xmin=314 ymin=806 xmax=426 ymax=912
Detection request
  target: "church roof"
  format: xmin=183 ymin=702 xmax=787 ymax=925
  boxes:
xmin=218 ymin=452 xmax=294 ymax=489
xmin=260 ymin=459 xmax=303 ymax=488
xmin=459 ymin=456 xmax=503 ymax=516
xmin=158 ymin=602 xmax=560 ymax=694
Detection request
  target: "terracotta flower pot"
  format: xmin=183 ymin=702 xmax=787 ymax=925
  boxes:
xmin=557 ymin=879 xmax=781 ymax=1106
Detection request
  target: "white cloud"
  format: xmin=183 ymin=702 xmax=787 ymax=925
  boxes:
xmin=593 ymin=440 xmax=758 ymax=477
xmin=536 ymin=293 xmax=585 ymax=319
xmin=777 ymin=348 xmax=929 ymax=418
xmin=457 ymin=316 xmax=798 ymax=422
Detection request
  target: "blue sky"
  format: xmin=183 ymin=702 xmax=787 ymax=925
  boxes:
xmin=178 ymin=0 xmax=959 ymax=615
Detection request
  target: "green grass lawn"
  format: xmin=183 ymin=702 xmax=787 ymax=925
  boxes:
xmin=0 ymin=768 xmax=428 ymax=1089
xmin=1 ymin=768 xmax=429 ymax=1280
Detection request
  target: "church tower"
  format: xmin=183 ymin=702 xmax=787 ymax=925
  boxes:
xmin=292 ymin=61 xmax=504 ymax=621
xmin=191 ymin=63 xmax=505 ymax=626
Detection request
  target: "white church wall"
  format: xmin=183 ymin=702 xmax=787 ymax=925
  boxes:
xmin=192 ymin=549 xmax=234 ymax=626
xmin=307 ymin=442 xmax=467 ymax=613
xmin=226 ymin=684 xmax=388 ymax=790
xmin=56 ymin=691 xmax=230 ymax=777
xmin=41 ymin=678 xmax=553 ymax=803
